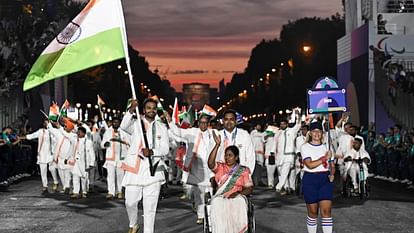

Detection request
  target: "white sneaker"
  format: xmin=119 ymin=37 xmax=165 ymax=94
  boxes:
xmin=407 ymin=181 xmax=413 ymax=185
xmin=368 ymin=173 xmax=375 ymax=177
xmin=401 ymin=179 xmax=410 ymax=184
xmin=407 ymin=185 xmax=414 ymax=189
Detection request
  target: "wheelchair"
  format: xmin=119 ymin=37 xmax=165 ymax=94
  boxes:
xmin=294 ymin=159 xmax=304 ymax=197
xmin=203 ymin=178 xmax=255 ymax=233
xmin=342 ymin=158 xmax=371 ymax=200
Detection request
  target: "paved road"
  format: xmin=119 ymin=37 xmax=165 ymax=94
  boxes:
xmin=1 ymin=176 xmax=414 ymax=233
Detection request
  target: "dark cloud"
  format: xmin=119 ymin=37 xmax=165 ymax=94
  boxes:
xmin=172 ymin=70 xmax=209 ymax=75
xmin=143 ymin=50 xmax=250 ymax=59
xmin=123 ymin=0 xmax=342 ymax=40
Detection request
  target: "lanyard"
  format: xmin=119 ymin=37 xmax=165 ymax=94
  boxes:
xmin=224 ymin=128 xmax=237 ymax=148
xmin=143 ymin=121 xmax=156 ymax=149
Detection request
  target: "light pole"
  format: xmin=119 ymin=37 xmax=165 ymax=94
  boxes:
xmin=76 ymin=103 xmax=81 ymax=120
xmin=85 ymin=103 xmax=92 ymax=120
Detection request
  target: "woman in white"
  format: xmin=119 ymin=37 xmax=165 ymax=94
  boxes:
xmin=208 ymin=131 xmax=253 ymax=233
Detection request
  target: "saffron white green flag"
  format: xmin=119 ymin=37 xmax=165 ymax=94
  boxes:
xmin=23 ymin=0 xmax=126 ymax=91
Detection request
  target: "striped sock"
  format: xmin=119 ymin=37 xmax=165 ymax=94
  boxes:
xmin=321 ymin=217 xmax=333 ymax=233
xmin=306 ymin=216 xmax=317 ymax=233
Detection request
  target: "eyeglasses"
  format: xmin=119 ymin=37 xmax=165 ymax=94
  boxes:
xmin=199 ymin=121 xmax=209 ymax=125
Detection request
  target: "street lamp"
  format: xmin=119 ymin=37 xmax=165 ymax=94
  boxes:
xmin=76 ymin=103 xmax=81 ymax=120
xmin=302 ymin=45 xmax=312 ymax=53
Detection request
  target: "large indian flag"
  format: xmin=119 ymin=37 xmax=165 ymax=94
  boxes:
xmin=23 ymin=0 xmax=126 ymax=91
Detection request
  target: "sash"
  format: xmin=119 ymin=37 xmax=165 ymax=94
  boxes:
xmin=184 ymin=132 xmax=202 ymax=172
xmin=38 ymin=129 xmax=45 ymax=153
xmin=214 ymin=164 xmax=245 ymax=198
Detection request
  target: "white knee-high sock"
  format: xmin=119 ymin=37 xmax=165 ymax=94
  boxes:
xmin=321 ymin=217 xmax=333 ymax=233
xmin=306 ymin=216 xmax=317 ymax=233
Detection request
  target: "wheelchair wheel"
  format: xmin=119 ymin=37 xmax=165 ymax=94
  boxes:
xmin=359 ymin=180 xmax=365 ymax=200
xmin=295 ymin=174 xmax=302 ymax=196
xmin=344 ymin=176 xmax=353 ymax=198
xmin=247 ymin=199 xmax=255 ymax=233
xmin=365 ymin=180 xmax=370 ymax=198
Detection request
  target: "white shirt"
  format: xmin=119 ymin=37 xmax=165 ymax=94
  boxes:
xmin=301 ymin=143 xmax=329 ymax=173
xmin=71 ymin=137 xmax=95 ymax=177
xmin=169 ymin=124 xmax=215 ymax=186
xmin=26 ymin=128 xmax=53 ymax=164
xmin=101 ymin=127 xmax=130 ymax=167
xmin=345 ymin=148 xmax=371 ymax=164
xmin=264 ymin=135 xmax=275 ymax=156
xmin=276 ymin=123 xmax=301 ymax=157
xmin=250 ymin=129 xmax=265 ymax=163
xmin=295 ymin=134 xmax=306 ymax=154
xmin=120 ymin=112 xmax=169 ymax=186
xmin=48 ymin=124 xmax=77 ymax=169
xmin=217 ymin=128 xmax=256 ymax=173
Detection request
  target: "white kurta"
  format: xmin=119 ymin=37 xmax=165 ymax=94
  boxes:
xmin=71 ymin=137 xmax=95 ymax=178
xmin=169 ymin=124 xmax=215 ymax=186
xmin=345 ymin=148 xmax=371 ymax=187
xmin=120 ymin=112 xmax=169 ymax=186
xmin=26 ymin=128 xmax=53 ymax=164
xmin=275 ymin=123 xmax=301 ymax=165
xmin=102 ymin=127 xmax=130 ymax=167
xmin=217 ymin=128 xmax=256 ymax=173
xmin=250 ymin=129 xmax=265 ymax=164
xmin=48 ymin=124 xmax=76 ymax=170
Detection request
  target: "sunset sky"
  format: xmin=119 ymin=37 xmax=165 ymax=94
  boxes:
xmin=123 ymin=0 xmax=343 ymax=91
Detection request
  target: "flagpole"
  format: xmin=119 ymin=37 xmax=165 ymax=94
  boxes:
xmin=118 ymin=0 xmax=147 ymax=148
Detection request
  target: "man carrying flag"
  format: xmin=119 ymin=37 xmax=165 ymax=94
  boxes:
xmin=120 ymin=98 xmax=169 ymax=233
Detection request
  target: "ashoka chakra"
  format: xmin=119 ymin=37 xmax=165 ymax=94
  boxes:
xmin=56 ymin=21 xmax=81 ymax=45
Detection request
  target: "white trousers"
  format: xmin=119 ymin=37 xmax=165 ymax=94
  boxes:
xmin=265 ymin=159 xmax=277 ymax=187
xmin=48 ymin=163 xmax=59 ymax=185
xmin=107 ymin=165 xmax=124 ymax=195
xmin=40 ymin=163 xmax=59 ymax=187
xmin=58 ymin=168 xmax=72 ymax=189
xmin=73 ymin=173 xmax=88 ymax=194
xmin=349 ymin=163 xmax=368 ymax=188
xmin=193 ymin=185 xmax=212 ymax=219
xmin=276 ymin=162 xmax=295 ymax=190
xmin=39 ymin=163 xmax=48 ymax=188
xmin=125 ymin=182 xmax=161 ymax=233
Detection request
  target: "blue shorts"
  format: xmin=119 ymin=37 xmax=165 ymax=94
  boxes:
xmin=302 ymin=172 xmax=333 ymax=204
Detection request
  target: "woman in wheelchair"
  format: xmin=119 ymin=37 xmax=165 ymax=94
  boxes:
xmin=207 ymin=131 xmax=253 ymax=233
xmin=301 ymin=122 xmax=335 ymax=233
xmin=344 ymin=138 xmax=371 ymax=192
